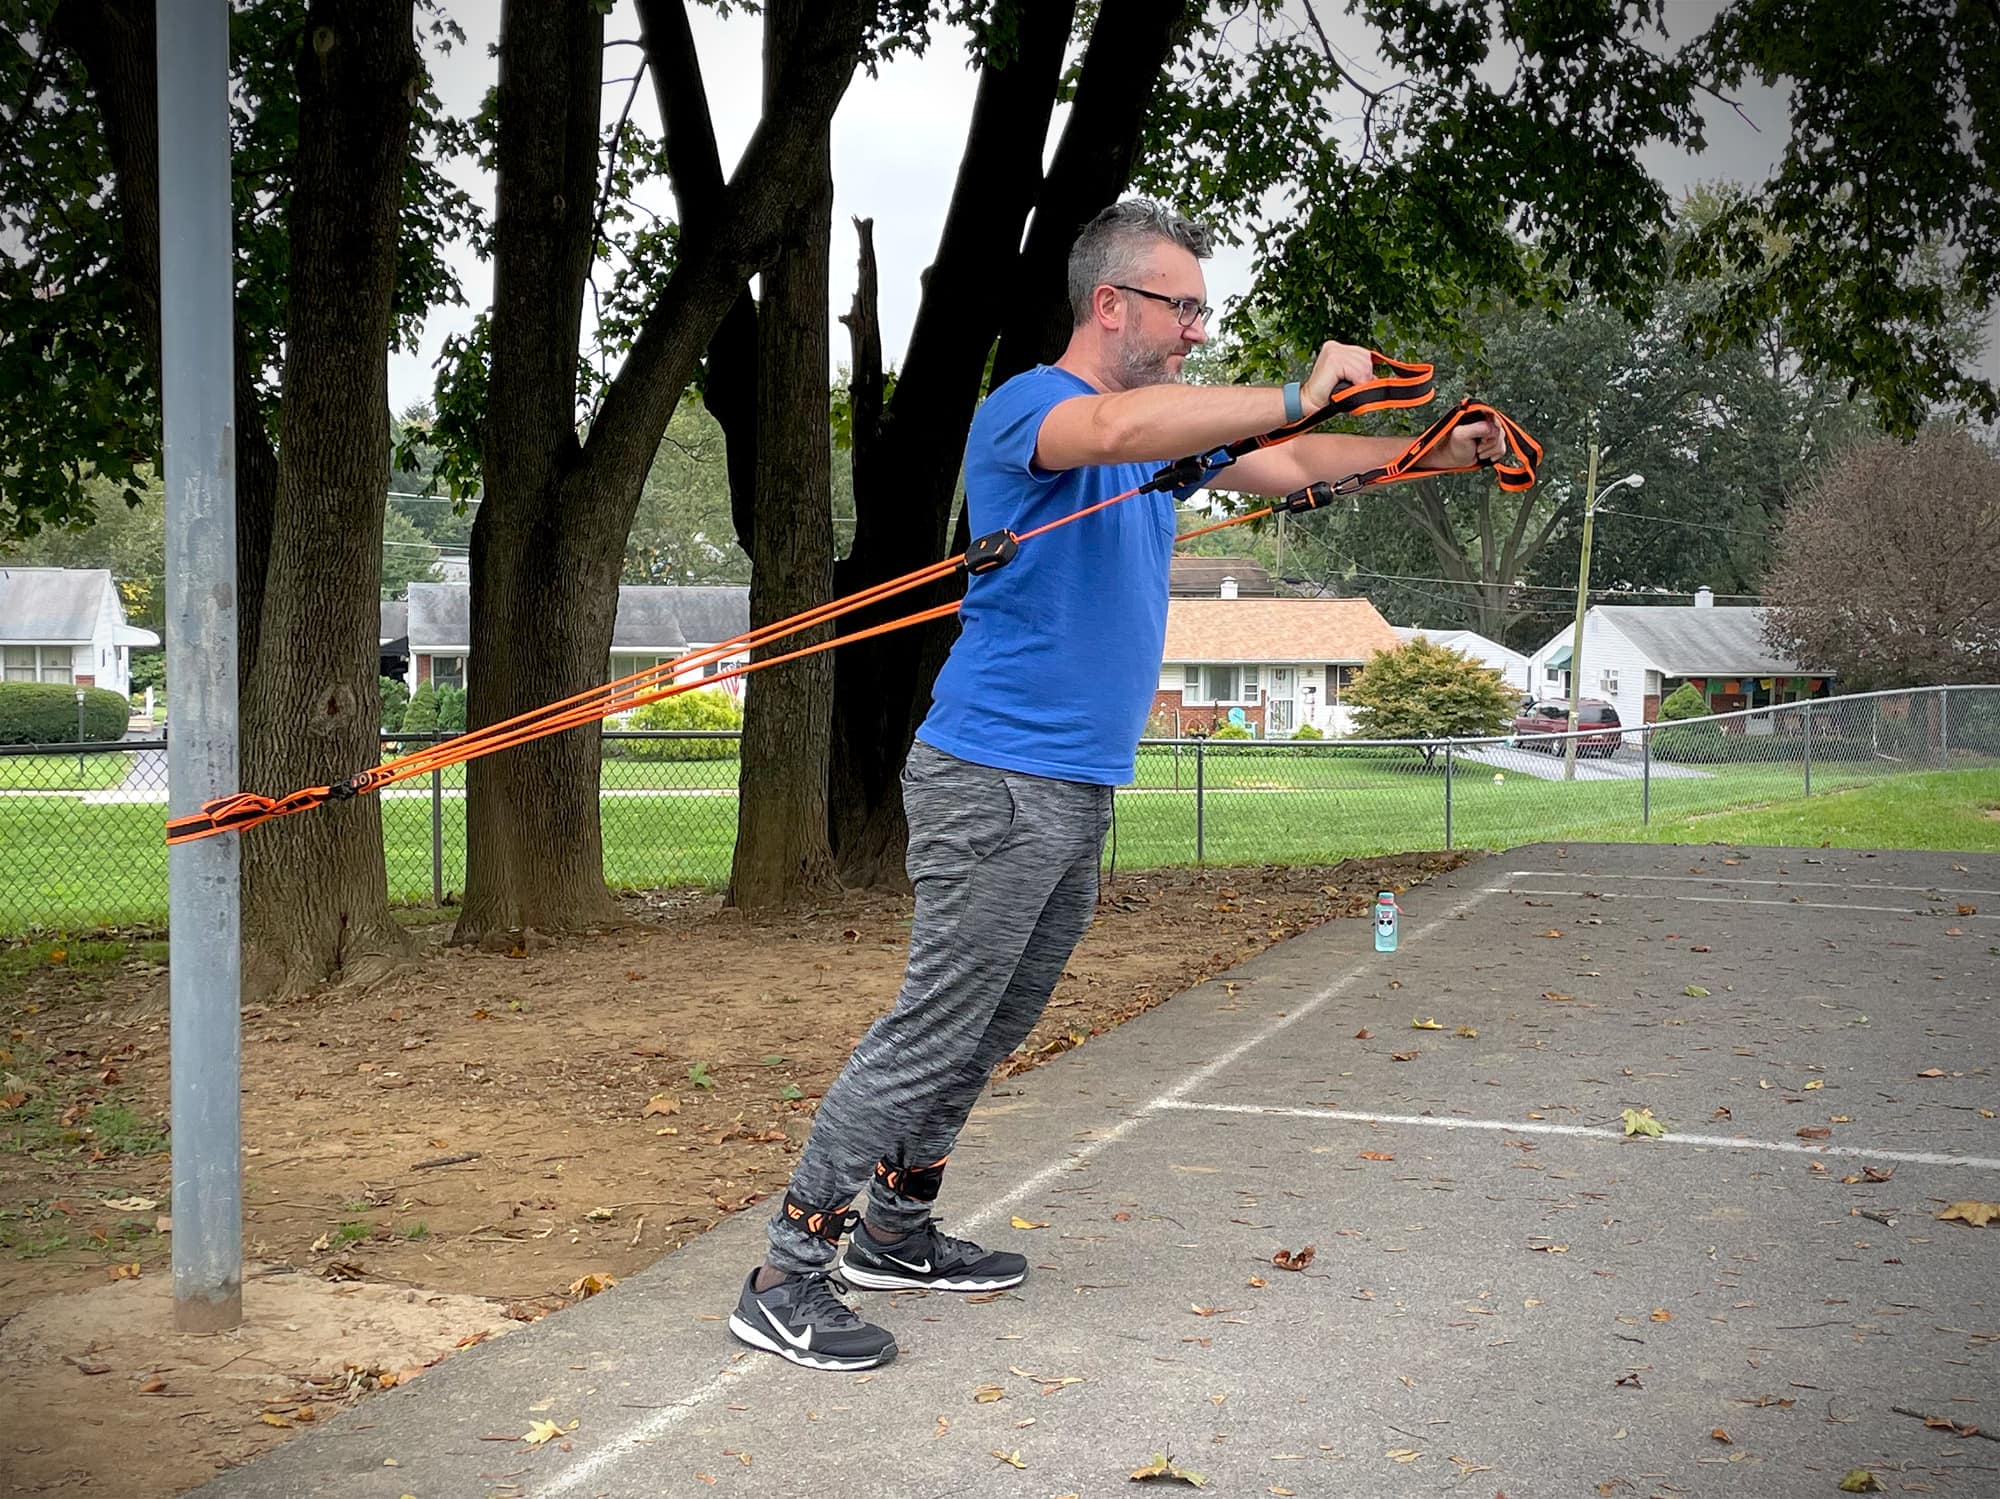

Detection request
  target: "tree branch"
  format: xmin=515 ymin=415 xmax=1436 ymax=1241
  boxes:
xmin=840 ymin=214 xmax=883 ymax=480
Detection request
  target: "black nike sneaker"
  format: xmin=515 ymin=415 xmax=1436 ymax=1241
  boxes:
xmin=726 ymin=1269 xmax=898 ymax=1371
xmin=839 ymin=1218 xmax=1029 ymax=1293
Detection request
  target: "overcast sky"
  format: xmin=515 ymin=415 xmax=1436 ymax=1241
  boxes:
xmin=389 ymin=1 xmax=1983 ymax=415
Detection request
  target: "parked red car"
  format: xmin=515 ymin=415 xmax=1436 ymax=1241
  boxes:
xmin=1513 ymin=698 xmax=1623 ymax=755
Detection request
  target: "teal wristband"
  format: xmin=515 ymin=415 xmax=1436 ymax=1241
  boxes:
xmin=1282 ymin=380 xmax=1304 ymax=422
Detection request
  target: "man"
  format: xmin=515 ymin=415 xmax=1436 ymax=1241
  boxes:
xmin=728 ymin=199 xmax=1504 ymax=1370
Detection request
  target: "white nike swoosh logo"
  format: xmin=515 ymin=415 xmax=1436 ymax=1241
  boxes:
xmin=883 ymin=1253 xmax=931 ymax=1273
xmin=759 ymin=1300 xmax=812 ymax=1350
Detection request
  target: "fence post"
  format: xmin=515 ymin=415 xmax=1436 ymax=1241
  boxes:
xmin=1940 ymin=685 xmax=1951 ymax=769
xmin=431 ymin=759 xmax=443 ymax=907
xmin=1802 ymin=700 xmax=1812 ymax=797
xmin=1195 ymin=737 xmax=1206 ymax=866
xmin=1642 ymin=725 xmax=1651 ymax=825
xmin=1443 ymin=740 xmax=1453 ymax=849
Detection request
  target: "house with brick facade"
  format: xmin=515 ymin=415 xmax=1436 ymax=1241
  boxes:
xmin=1151 ymin=594 xmax=1402 ymax=738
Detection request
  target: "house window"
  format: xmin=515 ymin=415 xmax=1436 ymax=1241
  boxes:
xmin=1182 ymin=664 xmax=1259 ymax=705
xmin=3 ymin=646 xmax=70 ymax=683
xmin=610 ymin=653 xmax=669 ymax=683
xmin=430 ymin=655 xmax=466 ymax=691
xmin=1600 ymin=669 xmax=1619 ymax=696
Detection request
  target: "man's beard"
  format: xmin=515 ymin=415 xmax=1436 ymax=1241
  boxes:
xmin=1113 ymin=331 xmax=1183 ymax=389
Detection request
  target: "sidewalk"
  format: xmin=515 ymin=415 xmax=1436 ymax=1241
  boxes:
xmin=194 ymin=842 xmax=2000 ymax=1499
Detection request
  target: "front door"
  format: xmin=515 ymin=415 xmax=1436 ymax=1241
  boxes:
xmin=1269 ymin=667 xmax=1295 ymax=734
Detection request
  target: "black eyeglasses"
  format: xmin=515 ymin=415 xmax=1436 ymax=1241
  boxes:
xmin=1109 ymin=284 xmax=1212 ymax=329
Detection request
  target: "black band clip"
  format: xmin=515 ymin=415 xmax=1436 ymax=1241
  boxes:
xmin=962 ymin=529 xmax=1019 ymax=576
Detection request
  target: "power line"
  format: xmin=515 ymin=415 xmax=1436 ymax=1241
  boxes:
xmin=1594 ymin=506 xmax=1773 ymax=540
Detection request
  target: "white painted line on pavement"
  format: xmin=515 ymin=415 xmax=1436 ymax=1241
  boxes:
xmin=1156 ymin=1100 xmax=2000 ymax=1171
xmin=1511 ymin=869 xmax=2000 ymax=898
xmin=535 ymin=883 xmax=1503 ymax=1496
xmin=1479 ymin=886 xmax=1998 ymax=919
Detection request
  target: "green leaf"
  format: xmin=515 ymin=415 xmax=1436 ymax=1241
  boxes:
xmin=1683 ymin=985 xmax=1711 ymax=998
xmin=1621 ymin=1108 xmax=1667 ymax=1139
xmin=780 ymin=1084 xmax=803 ymax=1102
xmin=1838 ymin=1471 xmax=1882 ymax=1493
xmin=687 ymin=1062 xmax=714 ymax=1090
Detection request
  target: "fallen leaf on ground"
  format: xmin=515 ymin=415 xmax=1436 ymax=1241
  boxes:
xmin=1710 ymin=1428 xmax=1731 ymax=1443
xmin=568 ymin=1274 xmax=616 ymax=1298
xmin=1958 ymin=904 xmax=1979 ymax=916
xmin=1010 ymin=1216 xmax=1049 ymax=1230
xmin=101 ymin=1195 xmax=156 ymax=1212
xmin=1538 ymin=929 xmax=1562 ymax=938
xmin=1839 ymin=1471 xmax=1882 ymax=1493
xmin=521 ymin=1419 xmax=572 ymax=1447
xmin=1358 ymin=1151 xmax=1395 ymax=1162
xmin=1247 ymin=1276 xmax=1267 ymax=1288
xmin=1353 ymin=1028 xmax=1372 ymax=1039
xmin=1272 ymin=1245 xmax=1316 ymax=1271
xmin=1130 ymin=1453 xmax=1205 ymax=1486
xmin=1918 ymin=1068 xmax=1946 ymax=1078
xmin=1804 ymin=1079 xmax=1824 ymax=1090
xmin=109 ymin=1261 xmax=141 ymax=1280
xmin=1541 ymin=991 xmax=1574 ymax=1003
xmin=1454 ymin=1026 xmax=1477 ymax=1039
xmin=1390 ymin=1051 xmax=1418 ymax=1062
xmin=973 ymin=1385 xmax=1005 ymax=1403
xmin=258 ymin=1412 xmax=291 ymax=1428
xmin=1528 ymin=1243 xmax=1569 ymax=1254
xmin=1683 ymin=985 xmax=1711 ymax=998
xmin=1386 ymin=1449 xmax=1423 ymax=1463
xmin=1649 ymin=1308 xmax=1672 ymax=1322
xmin=1937 ymin=1201 xmax=2000 ymax=1227
xmin=1410 ymin=1018 xmax=1443 ymax=1030
xmin=991 ymin=1449 xmax=1026 ymax=1470
xmin=1190 ymin=1304 xmax=1220 ymax=1316
xmin=1797 ymin=1126 xmax=1832 ymax=1140
xmin=641 ymin=1095 xmax=681 ymax=1118
xmin=1621 ymin=1108 xmax=1666 ymax=1138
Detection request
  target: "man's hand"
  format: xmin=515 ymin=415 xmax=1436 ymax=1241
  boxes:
xmin=1415 ymin=414 xmax=1509 ymax=473
xmin=1298 ymin=340 xmax=1378 ymax=409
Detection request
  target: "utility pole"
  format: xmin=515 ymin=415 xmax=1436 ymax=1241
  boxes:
xmin=1562 ymin=445 xmax=1644 ymax=783
xmin=1561 ymin=444 xmax=1601 ymax=783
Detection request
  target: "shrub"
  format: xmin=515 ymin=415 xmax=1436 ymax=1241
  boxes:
xmin=1208 ymin=721 xmax=1252 ymax=740
xmin=1290 ymin=722 xmax=1325 ymax=740
xmin=625 ymin=688 xmax=742 ymax=760
xmin=1345 ymin=638 xmax=1516 ymax=764
xmin=0 ymin=683 xmax=132 ymax=745
xmin=435 ymin=684 xmax=467 ymax=732
xmin=401 ymin=681 xmax=439 ymax=736
xmin=128 ymin=650 xmax=165 ymax=695
xmin=1652 ymin=682 xmax=1721 ymax=762
xmin=379 ymin=676 xmax=409 ymax=733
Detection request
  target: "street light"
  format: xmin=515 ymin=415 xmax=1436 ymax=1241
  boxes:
xmin=1561 ymin=448 xmax=1643 ymax=782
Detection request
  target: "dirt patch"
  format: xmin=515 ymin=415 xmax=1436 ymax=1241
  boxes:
xmin=0 ymin=852 xmax=1466 ymax=1496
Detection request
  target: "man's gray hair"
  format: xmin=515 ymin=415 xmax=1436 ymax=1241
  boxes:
xmin=1067 ymin=199 xmax=1214 ymax=325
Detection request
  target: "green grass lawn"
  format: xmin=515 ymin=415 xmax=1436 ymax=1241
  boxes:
xmin=3 ymin=753 xmax=1994 ymax=934
xmin=0 ymin=753 xmax=131 ymax=791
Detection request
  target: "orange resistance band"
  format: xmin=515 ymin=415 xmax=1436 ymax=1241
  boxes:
xmin=166 ymin=356 xmax=1538 ymax=845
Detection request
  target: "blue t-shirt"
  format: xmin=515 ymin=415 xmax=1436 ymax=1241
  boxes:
xmin=919 ymin=365 xmax=1175 ymax=785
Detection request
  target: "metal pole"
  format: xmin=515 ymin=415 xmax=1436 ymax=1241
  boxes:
xmin=1443 ymin=740 xmax=1453 ymax=849
xmin=76 ymin=688 xmax=86 ymax=777
xmin=1940 ymin=685 xmax=1951 ymax=769
xmin=159 ymin=1 xmax=242 ymax=1334
xmin=1642 ymin=721 xmax=1651 ymax=824
xmin=431 ymin=760 xmax=444 ymax=906
xmin=1803 ymin=700 xmax=1813 ymax=797
xmin=1195 ymin=738 xmax=1205 ymax=866
xmin=1562 ymin=441 xmax=1601 ymax=783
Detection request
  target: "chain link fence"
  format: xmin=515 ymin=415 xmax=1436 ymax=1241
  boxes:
xmin=3 ymin=687 xmax=1994 ymax=934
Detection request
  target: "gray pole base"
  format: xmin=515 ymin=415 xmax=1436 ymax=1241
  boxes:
xmin=175 ymin=1286 xmax=243 ymax=1335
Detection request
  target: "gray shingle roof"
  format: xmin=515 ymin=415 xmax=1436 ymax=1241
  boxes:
xmin=405 ymin=582 xmax=749 ymax=652
xmin=0 ymin=567 xmax=110 ymax=642
xmin=1596 ymin=605 xmax=1821 ymax=676
xmin=379 ymin=601 xmax=408 ymax=645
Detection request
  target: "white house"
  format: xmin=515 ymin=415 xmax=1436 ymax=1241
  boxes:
xmin=0 ymin=566 xmax=159 ymax=698
xmin=403 ymin=581 xmax=751 ymax=701
xmin=1527 ymin=587 xmax=1833 ymax=734
xmin=1393 ymin=624 xmax=1533 ymax=694
xmin=1153 ymin=594 xmax=1402 ymax=737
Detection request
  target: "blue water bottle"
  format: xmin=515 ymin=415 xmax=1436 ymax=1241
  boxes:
xmin=1374 ymin=891 xmax=1399 ymax=953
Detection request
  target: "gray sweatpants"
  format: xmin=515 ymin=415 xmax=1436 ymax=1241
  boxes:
xmin=766 ymin=740 xmax=1113 ymax=1274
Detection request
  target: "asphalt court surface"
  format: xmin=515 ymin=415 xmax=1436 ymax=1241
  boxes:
xmin=198 ymin=843 xmax=1999 ymax=1499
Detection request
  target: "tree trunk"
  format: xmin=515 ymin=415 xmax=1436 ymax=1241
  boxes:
xmin=454 ymin=0 xmax=871 ymax=942
xmin=455 ymin=0 xmax=624 ymax=942
xmin=56 ymin=0 xmax=404 ymax=993
xmin=238 ymin=1 xmax=420 ymax=994
xmin=728 ymin=0 xmax=839 ymax=907
xmin=826 ymin=0 xmax=1188 ymax=887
